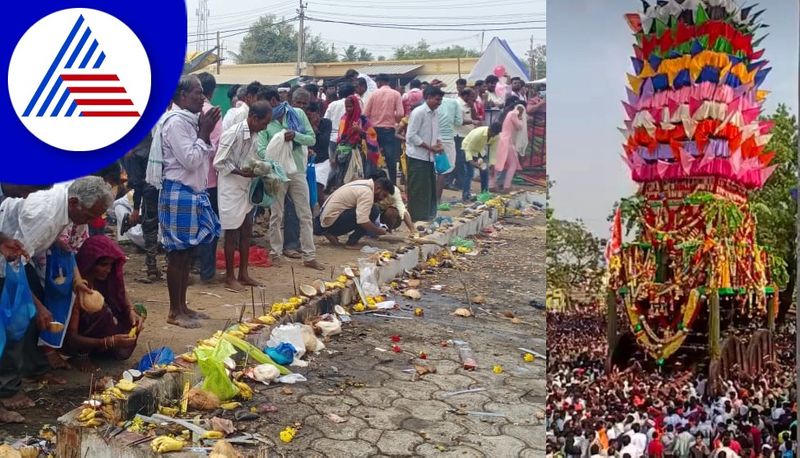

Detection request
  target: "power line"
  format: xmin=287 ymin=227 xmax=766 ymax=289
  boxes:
xmin=187 ymin=16 xmax=298 ymax=38
xmin=308 ymin=16 xmax=543 ymax=27
xmin=305 ymin=16 xmax=544 ymax=32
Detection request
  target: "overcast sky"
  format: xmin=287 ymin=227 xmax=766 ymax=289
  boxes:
xmin=185 ymin=0 xmax=545 ymax=63
xmin=548 ymin=0 xmax=798 ymax=236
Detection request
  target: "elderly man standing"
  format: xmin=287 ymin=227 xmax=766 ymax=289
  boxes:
xmin=258 ymin=89 xmax=325 ymax=270
xmin=222 ymin=81 xmax=261 ymax=131
xmin=147 ymin=75 xmax=221 ymax=329
xmin=364 ymin=74 xmax=404 ymax=186
xmin=0 ymin=177 xmax=112 ymax=423
xmin=405 ymin=86 xmax=444 ymax=222
xmin=214 ymin=101 xmax=272 ymax=291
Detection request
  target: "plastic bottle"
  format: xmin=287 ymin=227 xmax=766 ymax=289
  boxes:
xmin=455 ymin=341 xmax=477 ymax=370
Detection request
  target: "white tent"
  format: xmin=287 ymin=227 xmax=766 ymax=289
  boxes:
xmin=468 ymin=37 xmax=531 ymax=82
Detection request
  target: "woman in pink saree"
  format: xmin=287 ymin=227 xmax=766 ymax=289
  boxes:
xmin=490 ymin=97 xmax=528 ymax=192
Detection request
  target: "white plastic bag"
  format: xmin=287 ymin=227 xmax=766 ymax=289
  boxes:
xmin=264 ymin=129 xmax=298 ymax=176
xmin=358 ymin=259 xmax=381 ymax=297
xmin=266 ymin=324 xmax=307 ymax=358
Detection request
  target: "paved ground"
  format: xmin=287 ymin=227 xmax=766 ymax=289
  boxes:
xmin=231 ymin=212 xmax=546 ymax=457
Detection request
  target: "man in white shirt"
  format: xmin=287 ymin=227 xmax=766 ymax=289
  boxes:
xmin=221 ymin=81 xmax=261 ymax=131
xmin=630 ymin=423 xmax=648 ymax=457
xmin=313 ymin=178 xmax=393 ymax=247
xmin=324 ymin=83 xmax=356 ymax=164
xmin=405 ymin=86 xmax=445 ymax=222
xmin=214 ymin=101 xmax=272 ymax=292
xmin=508 ymin=76 xmax=528 ymax=102
xmin=452 ymin=87 xmax=482 ymax=200
xmin=619 ymin=435 xmax=639 ymax=457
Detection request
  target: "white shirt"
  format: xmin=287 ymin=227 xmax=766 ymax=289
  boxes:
xmin=379 ymin=186 xmax=407 ymax=219
xmin=0 ymin=187 xmax=71 ymax=263
xmin=405 ymin=103 xmax=442 ymax=162
xmin=222 ymin=102 xmax=249 ymax=131
xmin=214 ymin=121 xmax=258 ymax=176
xmin=456 ymin=97 xmax=475 ymax=138
xmin=631 ymin=432 xmax=648 ymax=456
xmin=620 ymin=444 xmax=640 ymax=457
xmin=324 ymin=99 xmax=347 ymax=142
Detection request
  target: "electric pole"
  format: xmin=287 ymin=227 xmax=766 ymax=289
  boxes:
xmin=529 ymin=36 xmax=535 ymax=80
xmin=216 ymin=31 xmax=221 ymax=74
xmin=480 ymin=31 xmax=485 ymax=52
xmin=296 ymin=0 xmax=307 ymax=77
xmin=196 ymin=0 xmax=210 ymax=52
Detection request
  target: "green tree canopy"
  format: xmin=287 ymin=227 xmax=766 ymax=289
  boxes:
xmin=528 ymin=44 xmax=545 ymax=80
xmin=342 ymin=45 xmax=374 ymax=62
xmin=547 ymin=181 xmax=607 ymax=297
xmin=235 ymin=15 xmax=337 ymax=64
xmin=393 ymin=40 xmax=479 ymax=60
xmin=750 ymin=104 xmax=798 ymax=315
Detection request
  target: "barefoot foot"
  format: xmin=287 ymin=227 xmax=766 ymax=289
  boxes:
xmin=45 ymin=352 xmax=71 ymax=370
xmin=303 ymin=259 xmax=326 ymax=271
xmin=0 ymin=407 xmax=24 ymax=424
xmin=24 ymin=372 xmax=67 ymax=385
xmin=238 ymin=275 xmax=261 ymax=287
xmin=167 ymin=314 xmax=202 ymax=329
xmin=0 ymin=392 xmax=35 ymax=410
xmin=225 ymin=278 xmax=245 ymax=292
xmin=185 ymin=308 xmax=210 ymax=320
xmin=324 ymin=234 xmax=341 ymax=246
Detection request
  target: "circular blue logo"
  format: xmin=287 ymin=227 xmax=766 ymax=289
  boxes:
xmin=2 ymin=1 xmax=186 ymax=184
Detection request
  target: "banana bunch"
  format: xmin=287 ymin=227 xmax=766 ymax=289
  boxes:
xmin=128 ymin=326 xmax=139 ymax=338
xmin=92 ymin=393 xmax=113 ymax=405
xmin=200 ymin=431 xmax=225 ymax=440
xmin=116 ymin=379 xmax=137 ymax=392
xmin=179 ymin=352 xmax=197 ymax=363
xmin=257 ymin=315 xmax=276 ymax=325
xmin=324 ymin=280 xmax=346 ymax=290
xmin=234 ymin=380 xmax=253 ymax=400
xmin=164 ymin=364 xmax=183 ymax=373
xmin=150 ymin=436 xmax=185 ymax=453
xmin=226 ymin=330 xmax=246 ymax=339
xmin=238 ymin=322 xmax=259 ymax=334
xmin=77 ymin=407 xmax=103 ymax=427
xmin=105 ymin=387 xmax=127 ymax=400
xmin=197 ymin=336 xmax=220 ymax=348
xmin=220 ymin=401 xmax=241 ymax=411
xmin=336 ymin=275 xmax=349 ymax=283
xmin=159 ymin=405 xmax=179 ymax=416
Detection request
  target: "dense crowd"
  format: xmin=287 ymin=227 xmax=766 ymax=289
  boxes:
xmin=547 ymin=308 xmax=797 ymax=458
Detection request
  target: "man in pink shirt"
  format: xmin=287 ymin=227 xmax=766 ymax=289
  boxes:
xmin=196 ymin=72 xmax=223 ymax=284
xmin=364 ymin=74 xmax=404 ymax=185
xmin=402 ymin=79 xmax=423 ymax=117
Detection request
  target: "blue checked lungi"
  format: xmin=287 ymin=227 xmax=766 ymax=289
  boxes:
xmin=158 ymin=179 xmax=221 ymax=252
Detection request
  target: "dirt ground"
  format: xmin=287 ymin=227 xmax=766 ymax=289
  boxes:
xmin=0 ymin=188 xmax=545 ymax=456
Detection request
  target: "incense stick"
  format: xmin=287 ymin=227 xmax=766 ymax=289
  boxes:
xmin=290 ymin=267 xmax=297 ymax=296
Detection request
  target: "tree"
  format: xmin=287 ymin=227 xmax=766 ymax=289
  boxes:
xmin=393 ymin=40 xmax=480 ymax=60
xmin=528 ymin=44 xmax=546 ymax=80
xmin=236 ymin=15 xmax=337 ymax=64
xmin=547 ymin=182 xmax=607 ymax=298
xmin=342 ymin=45 xmax=374 ymax=62
xmin=750 ymin=104 xmax=798 ymax=320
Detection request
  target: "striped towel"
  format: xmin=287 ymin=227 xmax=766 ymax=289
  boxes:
xmin=158 ymin=179 xmax=220 ymax=252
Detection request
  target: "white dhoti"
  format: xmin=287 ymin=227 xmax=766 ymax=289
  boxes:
xmin=315 ymin=159 xmax=331 ymax=186
xmin=217 ymin=173 xmax=253 ymax=230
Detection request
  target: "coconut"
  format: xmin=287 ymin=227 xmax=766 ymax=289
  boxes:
xmin=299 ymin=284 xmax=317 ymax=297
xmin=187 ymin=387 xmax=220 ymax=411
xmin=343 ymin=266 xmax=355 ymax=278
xmin=81 ymin=290 xmax=105 ymax=313
xmin=312 ymin=279 xmax=326 ymax=294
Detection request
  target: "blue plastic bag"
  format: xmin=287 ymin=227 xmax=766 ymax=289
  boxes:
xmin=264 ymin=342 xmax=296 ymax=366
xmin=434 ymin=152 xmax=451 ymax=175
xmin=307 ymin=162 xmax=317 ymax=207
xmin=137 ymin=346 xmax=175 ymax=371
xmin=1 ymin=262 xmax=36 ymax=343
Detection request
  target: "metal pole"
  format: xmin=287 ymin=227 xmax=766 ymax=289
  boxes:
xmin=480 ymin=31 xmax=485 ymax=52
xmin=216 ymin=31 xmax=221 ymax=75
xmin=296 ymin=0 xmax=305 ymax=77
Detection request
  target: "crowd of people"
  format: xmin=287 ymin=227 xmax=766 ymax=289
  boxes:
xmin=547 ymin=308 xmax=797 ymax=458
xmin=0 ymin=69 xmax=542 ymax=424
